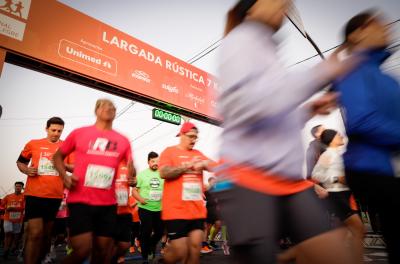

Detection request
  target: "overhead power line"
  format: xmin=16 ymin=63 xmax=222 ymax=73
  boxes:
xmin=115 ymin=101 xmax=135 ymax=119
xmin=131 ymin=122 xmax=163 ymax=142
xmin=186 ymin=18 xmax=400 ymax=66
xmin=0 ymin=109 xmax=151 ymax=121
xmin=187 ymin=39 xmax=222 ymax=64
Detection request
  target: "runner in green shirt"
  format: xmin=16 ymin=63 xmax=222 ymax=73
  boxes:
xmin=136 ymin=168 xmax=163 ymax=211
xmin=132 ymin=152 xmax=164 ymax=263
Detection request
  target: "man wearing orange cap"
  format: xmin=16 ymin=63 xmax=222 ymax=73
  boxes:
xmin=159 ymin=122 xmax=214 ymax=264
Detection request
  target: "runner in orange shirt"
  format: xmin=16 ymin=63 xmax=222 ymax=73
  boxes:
xmin=16 ymin=117 xmax=72 ymax=264
xmin=128 ymin=192 xmax=141 ymax=254
xmin=159 ymin=122 xmax=215 ymax=264
xmin=1 ymin=181 xmax=25 ymax=260
xmin=112 ymin=161 xmax=136 ymax=264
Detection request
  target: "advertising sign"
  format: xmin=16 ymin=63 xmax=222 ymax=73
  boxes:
xmin=0 ymin=0 xmax=218 ymax=120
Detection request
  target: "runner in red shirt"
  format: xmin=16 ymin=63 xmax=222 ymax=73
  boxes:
xmin=1 ymin=181 xmax=25 ymax=260
xmin=112 ymin=161 xmax=134 ymax=263
xmin=16 ymin=116 xmax=71 ymax=264
xmin=53 ymin=99 xmax=135 ymax=264
xmin=159 ymin=122 xmax=214 ymax=264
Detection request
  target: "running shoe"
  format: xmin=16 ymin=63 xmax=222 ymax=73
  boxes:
xmin=200 ymin=245 xmax=213 ymax=254
xmin=208 ymin=241 xmax=219 ymax=250
xmin=66 ymin=245 xmax=73 ymax=255
xmin=41 ymin=253 xmax=53 ymax=264
xmin=222 ymin=241 xmax=230 ymax=256
xmin=129 ymin=246 xmax=135 ymax=253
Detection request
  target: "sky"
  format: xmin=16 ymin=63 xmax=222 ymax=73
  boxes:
xmin=0 ymin=0 xmax=399 ymax=196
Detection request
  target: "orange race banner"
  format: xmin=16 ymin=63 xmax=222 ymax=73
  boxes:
xmin=0 ymin=0 xmax=218 ymax=119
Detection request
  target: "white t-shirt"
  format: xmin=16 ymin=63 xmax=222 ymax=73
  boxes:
xmin=312 ymin=147 xmax=349 ymax=192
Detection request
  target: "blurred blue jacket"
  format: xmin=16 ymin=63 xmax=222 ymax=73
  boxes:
xmin=334 ymin=49 xmax=400 ymax=176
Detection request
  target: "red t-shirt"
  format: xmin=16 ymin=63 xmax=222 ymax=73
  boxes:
xmin=19 ymin=138 xmax=64 ymax=199
xmin=59 ymin=125 xmax=132 ymax=206
xmin=159 ymin=146 xmax=209 ymax=220
xmin=1 ymin=193 xmax=25 ymax=223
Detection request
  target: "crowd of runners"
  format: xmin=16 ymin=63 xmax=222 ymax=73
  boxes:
xmin=1 ymin=0 xmax=400 ymax=264
xmin=0 ymin=99 xmax=225 ymax=264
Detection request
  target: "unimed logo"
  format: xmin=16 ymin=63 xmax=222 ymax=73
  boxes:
xmin=0 ymin=0 xmax=31 ymax=41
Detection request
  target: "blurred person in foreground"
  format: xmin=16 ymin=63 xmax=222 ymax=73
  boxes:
xmin=334 ymin=10 xmax=400 ymax=263
xmin=214 ymin=0 xmax=360 ymax=263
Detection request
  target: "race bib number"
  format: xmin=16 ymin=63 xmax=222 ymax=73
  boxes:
xmin=84 ymin=164 xmax=115 ymax=189
xmin=149 ymin=190 xmax=162 ymax=201
xmin=9 ymin=212 xmax=21 ymax=220
xmin=116 ymin=189 xmax=128 ymax=206
xmin=38 ymin=157 xmax=59 ymax=176
xmin=182 ymin=182 xmax=202 ymax=201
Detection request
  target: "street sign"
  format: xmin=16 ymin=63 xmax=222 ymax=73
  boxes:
xmin=152 ymin=108 xmax=181 ymax=125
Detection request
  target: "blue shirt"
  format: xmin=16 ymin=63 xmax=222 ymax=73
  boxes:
xmin=334 ymin=49 xmax=400 ymax=176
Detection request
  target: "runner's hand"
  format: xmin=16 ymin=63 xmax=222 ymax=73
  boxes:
xmin=314 ymin=184 xmax=329 ymax=199
xmin=309 ymin=92 xmax=338 ymax=116
xmin=26 ymin=167 xmax=37 ymax=176
xmin=338 ymin=176 xmax=346 ymax=185
xmin=139 ymin=198 xmax=147 ymax=205
xmin=64 ymin=174 xmax=78 ymax=189
xmin=181 ymin=161 xmax=195 ymax=172
xmin=193 ymin=160 xmax=208 ymax=172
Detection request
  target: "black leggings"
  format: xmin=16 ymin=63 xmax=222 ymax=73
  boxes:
xmin=130 ymin=222 xmax=140 ymax=246
xmin=138 ymin=208 xmax=163 ymax=259
xmin=346 ymin=171 xmax=400 ymax=264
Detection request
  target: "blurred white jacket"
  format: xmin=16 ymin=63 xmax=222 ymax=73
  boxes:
xmin=218 ymin=20 xmax=334 ymax=180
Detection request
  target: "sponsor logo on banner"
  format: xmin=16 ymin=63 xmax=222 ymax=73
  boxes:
xmin=131 ymin=70 xmax=150 ymax=83
xmin=58 ymin=39 xmax=117 ymax=75
xmin=0 ymin=0 xmax=219 ymax=120
xmin=161 ymin=83 xmax=179 ymax=94
xmin=186 ymin=93 xmax=205 ymax=109
xmin=0 ymin=0 xmax=31 ymax=41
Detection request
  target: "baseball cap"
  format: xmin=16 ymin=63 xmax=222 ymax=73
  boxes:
xmin=176 ymin=122 xmax=197 ymax=137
